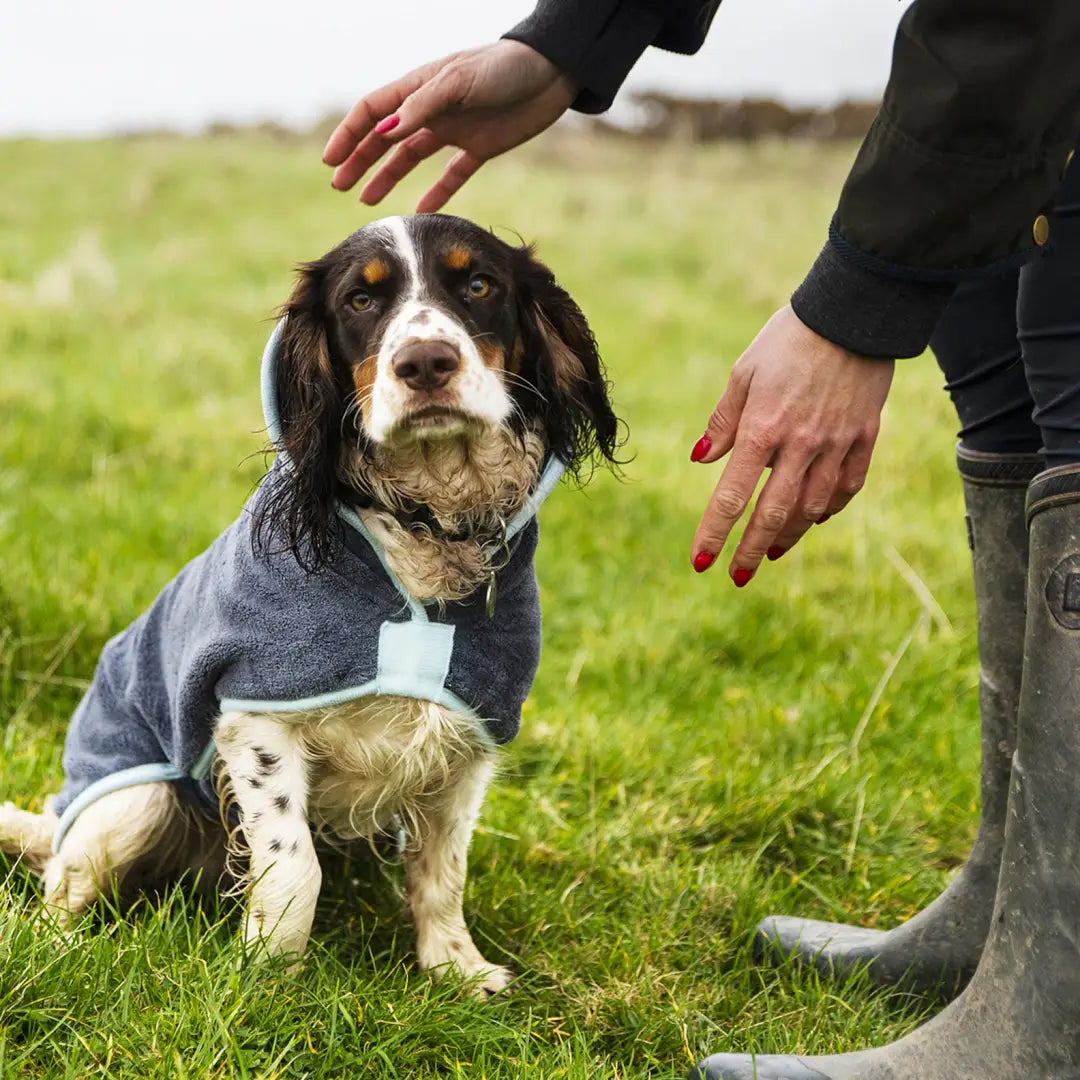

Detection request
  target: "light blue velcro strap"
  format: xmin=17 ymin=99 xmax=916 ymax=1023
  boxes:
xmin=53 ymin=763 xmax=186 ymax=854
xmin=376 ymin=619 xmax=455 ymax=699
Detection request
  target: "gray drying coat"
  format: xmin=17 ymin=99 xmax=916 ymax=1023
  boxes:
xmin=52 ymin=321 xmax=565 ymax=851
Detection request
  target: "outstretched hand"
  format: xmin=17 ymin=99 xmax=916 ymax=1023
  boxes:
xmin=690 ymin=306 xmax=894 ymax=585
xmin=323 ymin=41 xmax=576 ymax=212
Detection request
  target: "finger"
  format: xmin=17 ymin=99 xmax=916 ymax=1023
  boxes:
xmin=415 ymin=149 xmax=482 ymax=213
xmin=765 ymin=474 xmax=813 ymax=561
xmin=331 ymin=129 xmax=399 ymax=192
xmin=826 ymin=431 xmax=876 ymax=517
xmin=690 ymin=431 xmax=774 ymax=574
xmin=322 ymin=67 xmax=433 ymax=168
xmin=690 ymin=363 xmax=751 ymax=464
xmin=770 ymin=431 xmax=877 ymax=560
xmin=728 ymin=450 xmax=813 ymax=583
xmin=766 ymin=454 xmax=843 ymax=560
xmin=359 ymin=129 xmax=443 ymax=205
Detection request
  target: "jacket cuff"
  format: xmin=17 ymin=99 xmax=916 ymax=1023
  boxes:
xmin=503 ymin=1 xmax=664 ymax=114
xmin=791 ymin=239 xmax=956 ymax=359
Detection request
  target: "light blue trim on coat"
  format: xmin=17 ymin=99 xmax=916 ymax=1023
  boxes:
xmin=260 ymin=318 xmax=287 ymax=449
xmin=508 ymin=456 xmax=565 ymax=538
xmin=53 ymin=763 xmax=186 ymax=853
xmin=220 ymin=683 xmax=482 ymax=726
xmin=335 ymin=504 xmax=428 ymax=619
xmin=190 ymin=739 xmax=217 ymax=781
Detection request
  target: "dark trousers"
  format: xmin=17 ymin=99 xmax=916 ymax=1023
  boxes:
xmin=930 ymin=157 xmax=1080 ymax=468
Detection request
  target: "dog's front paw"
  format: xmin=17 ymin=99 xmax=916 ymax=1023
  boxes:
xmin=240 ymin=908 xmax=312 ymax=970
xmin=418 ymin=936 xmax=515 ymax=998
xmin=470 ymin=963 xmax=514 ymax=998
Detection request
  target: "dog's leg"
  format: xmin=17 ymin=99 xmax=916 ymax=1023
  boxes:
xmin=215 ymin=711 xmax=321 ymax=960
xmin=0 ymin=801 xmax=57 ymax=872
xmin=405 ymin=753 xmax=512 ymax=996
xmin=40 ymin=781 xmax=181 ymax=926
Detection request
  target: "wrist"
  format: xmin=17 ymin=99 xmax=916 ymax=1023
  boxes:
xmin=503 ymin=0 xmax=662 ymax=114
xmin=498 ymin=38 xmax=579 ymax=104
xmin=791 ymin=240 xmax=955 ymax=359
xmin=553 ymin=70 xmax=580 ymax=105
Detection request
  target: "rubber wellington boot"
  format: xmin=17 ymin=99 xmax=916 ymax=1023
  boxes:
xmin=755 ymin=447 xmax=1040 ymax=994
xmin=693 ymin=462 xmax=1080 ymax=1080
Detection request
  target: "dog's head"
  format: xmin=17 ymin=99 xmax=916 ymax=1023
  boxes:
xmin=259 ymin=214 xmax=620 ymax=568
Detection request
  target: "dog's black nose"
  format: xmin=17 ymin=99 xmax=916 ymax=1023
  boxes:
xmin=393 ymin=340 xmax=461 ymax=392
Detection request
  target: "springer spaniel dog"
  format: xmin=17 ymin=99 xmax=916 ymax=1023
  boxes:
xmin=0 ymin=214 xmax=618 ymax=994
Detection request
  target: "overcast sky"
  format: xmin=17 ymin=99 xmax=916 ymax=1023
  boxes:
xmin=1 ymin=1 xmax=913 ymax=137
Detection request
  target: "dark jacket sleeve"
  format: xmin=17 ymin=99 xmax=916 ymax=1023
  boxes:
xmin=791 ymin=0 xmax=1080 ymax=357
xmin=503 ymin=1 xmax=720 ymax=114
xmin=507 ymin=0 xmax=1080 ymax=359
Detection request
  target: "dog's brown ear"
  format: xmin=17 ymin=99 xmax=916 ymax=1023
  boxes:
xmin=513 ymin=247 xmax=621 ymax=478
xmin=254 ymin=259 xmax=343 ymax=570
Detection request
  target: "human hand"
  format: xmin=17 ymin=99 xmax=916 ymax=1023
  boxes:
xmin=323 ymin=40 xmax=576 ymax=213
xmin=689 ymin=306 xmax=894 ymax=585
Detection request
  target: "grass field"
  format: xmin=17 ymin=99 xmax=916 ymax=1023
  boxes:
xmin=1 ymin=129 xmax=976 ymax=1078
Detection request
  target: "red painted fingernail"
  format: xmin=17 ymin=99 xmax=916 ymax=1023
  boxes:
xmin=766 ymin=546 xmax=787 ymax=561
xmin=690 ymin=434 xmax=712 ymax=463
xmin=816 ymin=513 xmax=832 ymax=525
xmin=732 ymin=567 xmax=754 ymax=588
xmin=375 ymin=115 xmax=400 ymax=135
xmin=693 ymin=551 xmax=716 ymax=573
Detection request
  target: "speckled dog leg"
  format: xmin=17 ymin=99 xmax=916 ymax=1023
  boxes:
xmin=215 ymin=711 xmax=321 ymax=961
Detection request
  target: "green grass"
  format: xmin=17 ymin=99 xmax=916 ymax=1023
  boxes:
xmin=1 ymin=129 xmax=974 ymax=1077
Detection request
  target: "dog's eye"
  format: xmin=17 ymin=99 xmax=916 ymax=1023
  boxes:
xmin=350 ymin=290 xmax=373 ymax=312
xmin=466 ymin=275 xmax=492 ymax=300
